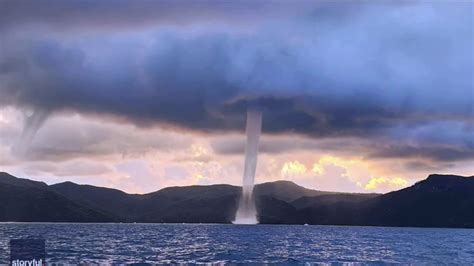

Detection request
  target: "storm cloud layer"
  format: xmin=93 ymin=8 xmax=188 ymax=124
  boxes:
xmin=0 ymin=0 xmax=473 ymax=163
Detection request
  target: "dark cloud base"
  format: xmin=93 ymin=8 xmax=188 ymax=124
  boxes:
xmin=0 ymin=1 xmax=473 ymax=164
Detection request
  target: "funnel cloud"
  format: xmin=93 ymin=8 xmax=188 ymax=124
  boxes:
xmin=12 ymin=109 xmax=50 ymax=156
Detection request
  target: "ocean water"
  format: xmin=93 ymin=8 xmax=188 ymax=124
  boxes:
xmin=0 ymin=223 xmax=473 ymax=264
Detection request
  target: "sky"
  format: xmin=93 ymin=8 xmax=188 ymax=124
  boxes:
xmin=0 ymin=0 xmax=473 ymax=194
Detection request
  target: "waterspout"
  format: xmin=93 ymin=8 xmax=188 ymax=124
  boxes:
xmin=233 ymin=109 xmax=262 ymax=224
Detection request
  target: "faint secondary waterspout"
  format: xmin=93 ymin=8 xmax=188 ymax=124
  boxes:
xmin=12 ymin=109 xmax=50 ymax=156
xmin=233 ymin=109 xmax=262 ymax=224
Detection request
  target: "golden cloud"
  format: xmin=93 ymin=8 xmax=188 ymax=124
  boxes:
xmin=364 ymin=176 xmax=408 ymax=190
xmin=281 ymin=160 xmax=307 ymax=177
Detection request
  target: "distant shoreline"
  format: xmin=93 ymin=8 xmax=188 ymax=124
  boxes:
xmin=1 ymin=222 xmax=473 ymax=230
xmin=1 ymin=172 xmax=473 ymax=228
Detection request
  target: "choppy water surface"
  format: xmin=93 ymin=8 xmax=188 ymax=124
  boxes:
xmin=0 ymin=223 xmax=473 ymax=264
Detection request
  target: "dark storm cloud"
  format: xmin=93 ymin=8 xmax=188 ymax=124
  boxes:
xmin=0 ymin=1 xmax=473 ymax=163
xmin=368 ymin=146 xmax=474 ymax=162
xmin=210 ymin=120 xmax=474 ymax=163
xmin=0 ymin=0 xmax=314 ymax=30
xmin=211 ymin=136 xmax=362 ymax=156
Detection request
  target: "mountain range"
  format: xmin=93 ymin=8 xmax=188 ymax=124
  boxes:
xmin=1 ymin=172 xmax=473 ymax=228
